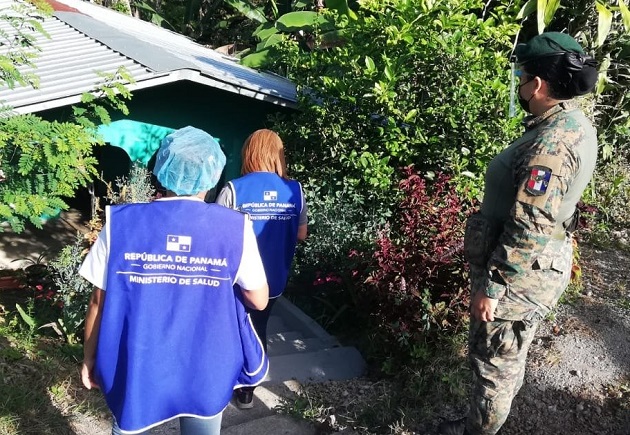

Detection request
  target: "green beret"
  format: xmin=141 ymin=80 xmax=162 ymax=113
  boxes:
xmin=515 ymin=32 xmax=585 ymax=64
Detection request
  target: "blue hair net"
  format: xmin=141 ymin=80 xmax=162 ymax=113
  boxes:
xmin=153 ymin=126 xmax=226 ymax=195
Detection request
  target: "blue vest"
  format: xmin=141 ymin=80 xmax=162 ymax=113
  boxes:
xmin=97 ymin=200 xmax=268 ymax=434
xmin=229 ymin=172 xmax=303 ymax=298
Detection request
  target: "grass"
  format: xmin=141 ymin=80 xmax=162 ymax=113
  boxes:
xmin=0 ymin=292 xmax=109 ymax=435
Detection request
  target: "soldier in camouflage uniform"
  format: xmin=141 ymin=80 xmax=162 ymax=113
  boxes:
xmin=438 ymin=32 xmax=599 ymax=435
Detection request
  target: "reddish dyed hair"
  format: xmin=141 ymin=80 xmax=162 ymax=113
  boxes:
xmin=241 ymin=129 xmax=287 ymax=178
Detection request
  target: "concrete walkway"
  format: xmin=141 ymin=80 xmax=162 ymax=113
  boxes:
xmin=1 ymin=210 xmax=366 ymax=434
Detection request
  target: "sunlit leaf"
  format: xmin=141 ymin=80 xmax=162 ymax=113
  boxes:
xmin=596 ymin=55 xmax=611 ymax=95
xmin=325 ymin=0 xmax=358 ymax=20
xmin=595 ymin=1 xmax=613 ymax=47
xmin=365 ymin=55 xmax=376 ymax=72
xmin=619 ymin=0 xmax=630 ymax=33
xmin=223 ymin=0 xmax=268 ymax=24
xmin=257 ymin=33 xmax=285 ymax=50
xmin=240 ymin=48 xmax=271 ymax=68
xmin=537 ymin=0 xmax=547 ymax=34
xmin=403 ymin=109 xmax=418 ymax=122
xmin=276 ymin=11 xmax=332 ymax=32
xmin=253 ymin=22 xmax=278 ymax=40
xmin=517 ymin=0 xmax=537 ymax=20
xmin=543 ymin=0 xmax=560 ymax=26
xmin=16 ymin=303 xmax=36 ymax=329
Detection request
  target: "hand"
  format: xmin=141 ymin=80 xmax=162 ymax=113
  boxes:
xmin=471 ymin=291 xmax=498 ymax=322
xmin=81 ymin=358 xmax=100 ymax=390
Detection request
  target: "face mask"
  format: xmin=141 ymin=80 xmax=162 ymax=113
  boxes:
xmin=518 ymin=77 xmax=535 ymax=113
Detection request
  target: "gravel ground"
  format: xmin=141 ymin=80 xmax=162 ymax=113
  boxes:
xmin=500 ymin=241 xmax=630 ymax=435
xmin=298 ymin=239 xmax=630 ymax=435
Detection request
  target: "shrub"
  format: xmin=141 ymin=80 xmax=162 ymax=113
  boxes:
xmin=356 ymin=168 xmax=472 ymax=369
xmin=580 ymin=157 xmax=630 ymax=249
xmin=30 ymin=164 xmax=156 ymax=344
xmin=48 ymin=234 xmax=94 ymax=344
xmin=270 ymin=1 xmax=522 ymax=337
xmin=286 ymin=187 xmax=382 ymax=336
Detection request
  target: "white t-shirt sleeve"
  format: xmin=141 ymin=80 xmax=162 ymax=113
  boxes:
xmin=235 ymin=216 xmax=267 ymax=290
xmin=78 ymin=226 xmax=109 ymax=290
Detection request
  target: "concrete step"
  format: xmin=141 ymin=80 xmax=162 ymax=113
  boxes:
xmin=267 ymin=336 xmax=334 ymax=357
xmin=266 ymin=314 xmax=288 ymax=334
xmin=222 ymin=414 xmax=316 ymax=435
xmin=272 ymin=297 xmax=340 ymax=348
xmin=268 ymin=330 xmax=304 ymax=344
xmin=267 ymin=346 xmax=366 ymax=383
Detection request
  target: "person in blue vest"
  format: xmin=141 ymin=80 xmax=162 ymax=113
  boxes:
xmin=215 ymin=128 xmax=307 ymax=409
xmin=79 ymin=126 xmax=270 ymax=435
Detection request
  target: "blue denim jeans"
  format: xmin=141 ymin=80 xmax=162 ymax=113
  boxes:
xmin=112 ymin=414 xmax=222 ymax=435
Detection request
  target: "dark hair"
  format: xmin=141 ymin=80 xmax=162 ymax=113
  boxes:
xmin=522 ymin=53 xmax=598 ymax=99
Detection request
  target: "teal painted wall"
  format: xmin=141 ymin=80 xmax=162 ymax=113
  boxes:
xmin=41 ymin=80 xmax=295 ymax=195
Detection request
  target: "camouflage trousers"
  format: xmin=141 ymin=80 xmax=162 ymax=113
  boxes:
xmin=465 ymin=317 xmax=540 ymax=435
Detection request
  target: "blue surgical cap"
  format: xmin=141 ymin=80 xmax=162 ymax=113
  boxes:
xmin=153 ymin=126 xmax=226 ymax=195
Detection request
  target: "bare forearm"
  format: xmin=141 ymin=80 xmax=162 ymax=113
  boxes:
xmin=83 ymin=288 xmax=104 ymax=361
xmin=297 ymin=224 xmax=307 ymax=242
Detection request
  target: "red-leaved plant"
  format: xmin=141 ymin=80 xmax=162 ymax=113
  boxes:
xmin=358 ymin=167 xmax=473 ymax=362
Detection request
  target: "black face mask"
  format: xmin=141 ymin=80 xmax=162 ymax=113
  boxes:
xmin=518 ymin=77 xmax=535 ymax=113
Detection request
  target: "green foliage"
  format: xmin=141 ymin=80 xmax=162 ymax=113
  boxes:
xmin=287 ymin=187 xmax=381 ymax=334
xmin=0 ymin=115 xmax=99 ymax=232
xmin=0 ymin=2 xmax=50 ymax=90
xmin=14 ymin=302 xmax=36 ymax=333
xmin=105 ymin=162 xmax=157 ymax=205
xmin=73 ymin=67 xmax=134 ymax=130
xmin=272 ymin=3 xmax=522 ymax=350
xmin=45 ymin=165 xmax=156 ymax=344
xmin=272 ymin=0 xmax=521 ymax=208
xmin=0 ymin=0 xmax=135 ymax=233
xmin=48 ymin=234 xmax=94 ymax=344
xmin=580 ymin=157 xmax=630 ymax=249
xmin=0 ymin=65 xmax=134 ymax=233
xmin=238 ymin=0 xmax=355 ymax=67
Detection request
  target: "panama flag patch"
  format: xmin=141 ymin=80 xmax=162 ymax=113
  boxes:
xmin=263 ymin=190 xmax=277 ymax=201
xmin=166 ymin=235 xmax=191 ymax=252
xmin=525 ymin=165 xmax=552 ymax=196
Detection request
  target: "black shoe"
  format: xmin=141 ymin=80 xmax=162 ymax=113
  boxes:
xmin=437 ymin=417 xmax=469 ymax=435
xmin=235 ymin=389 xmax=254 ymax=409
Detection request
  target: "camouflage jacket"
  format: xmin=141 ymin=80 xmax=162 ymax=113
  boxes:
xmin=476 ymin=102 xmax=598 ymax=320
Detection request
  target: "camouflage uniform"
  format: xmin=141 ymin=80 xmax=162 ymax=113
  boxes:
xmin=464 ymin=102 xmax=598 ymax=435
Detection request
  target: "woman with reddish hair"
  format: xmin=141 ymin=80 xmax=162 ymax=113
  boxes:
xmin=216 ymin=128 xmax=308 ymax=409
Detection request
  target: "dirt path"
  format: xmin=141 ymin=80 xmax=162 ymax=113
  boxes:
xmin=500 ymin=243 xmax=630 ymax=435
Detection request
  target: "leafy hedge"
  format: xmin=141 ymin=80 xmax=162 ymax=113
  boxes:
xmin=270 ymin=0 xmax=521 ymax=365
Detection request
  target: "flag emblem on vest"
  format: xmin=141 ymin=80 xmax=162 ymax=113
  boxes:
xmin=263 ymin=190 xmax=277 ymax=201
xmin=525 ymin=165 xmax=552 ymax=196
xmin=166 ymin=235 xmax=191 ymax=252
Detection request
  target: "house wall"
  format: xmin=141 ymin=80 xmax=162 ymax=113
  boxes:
xmin=40 ymin=80 xmax=295 ymax=199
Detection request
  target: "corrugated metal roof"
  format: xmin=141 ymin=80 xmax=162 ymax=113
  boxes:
xmin=0 ymin=0 xmax=297 ymax=114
